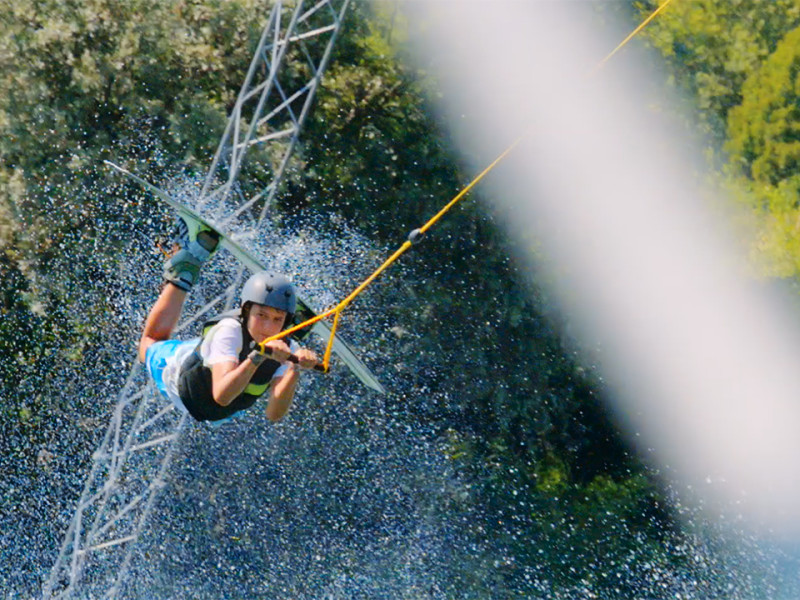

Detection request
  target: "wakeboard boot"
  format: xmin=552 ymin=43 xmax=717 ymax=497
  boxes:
xmin=162 ymin=216 xmax=221 ymax=292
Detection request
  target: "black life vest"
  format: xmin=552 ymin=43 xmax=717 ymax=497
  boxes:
xmin=177 ymin=309 xmax=283 ymax=422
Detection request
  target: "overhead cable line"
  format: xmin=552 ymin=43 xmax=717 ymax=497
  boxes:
xmin=259 ymin=0 xmax=677 ymax=371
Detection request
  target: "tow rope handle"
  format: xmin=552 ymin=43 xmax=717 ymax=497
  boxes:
xmin=260 ymin=346 xmax=329 ymax=373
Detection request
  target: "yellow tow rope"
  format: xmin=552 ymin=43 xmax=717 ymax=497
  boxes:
xmin=597 ymin=0 xmax=675 ymax=69
xmin=260 ymin=0 xmax=676 ymax=370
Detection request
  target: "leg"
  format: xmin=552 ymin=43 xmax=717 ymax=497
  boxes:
xmin=139 ymin=215 xmax=220 ymax=362
xmin=138 ymin=283 xmax=188 ymax=362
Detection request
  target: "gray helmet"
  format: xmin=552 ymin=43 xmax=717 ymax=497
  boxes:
xmin=241 ymin=271 xmax=296 ymax=326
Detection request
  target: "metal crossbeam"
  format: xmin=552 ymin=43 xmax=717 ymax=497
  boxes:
xmin=44 ymin=366 xmax=188 ymax=599
xmin=44 ymin=2 xmax=350 ymax=597
xmin=199 ymin=0 xmax=350 ymax=229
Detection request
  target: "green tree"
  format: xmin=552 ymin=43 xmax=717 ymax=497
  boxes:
xmin=0 ymin=0 xmax=267 ymax=268
xmin=636 ymin=0 xmax=800 ymax=142
xmin=0 ymin=0 xmax=268 ymax=409
xmin=727 ymin=25 xmax=800 ymax=185
xmin=723 ymin=24 xmax=800 ymax=278
xmin=637 ymin=2 xmax=800 ymax=278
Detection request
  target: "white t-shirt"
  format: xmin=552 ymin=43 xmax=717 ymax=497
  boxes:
xmin=199 ymin=317 xmax=299 ymax=375
xmin=160 ymin=318 xmax=298 ymax=405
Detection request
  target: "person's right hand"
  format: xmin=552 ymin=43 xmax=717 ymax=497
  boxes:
xmin=263 ymin=339 xmax=292 ymax=363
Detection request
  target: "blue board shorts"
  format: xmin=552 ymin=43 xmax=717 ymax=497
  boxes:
xmin=144 ymin=338 xmax=198 ymax=410
xmin=145 ymin=337 xmax=239 ymax=427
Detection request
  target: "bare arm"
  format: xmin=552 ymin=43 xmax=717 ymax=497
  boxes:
xmin=210 ymin=339 xmax=298 ymax=409
xmin=211 ymin=357 xmax=298 ymax=419
xmin=210 ymin=358 xmax=259 ymax=406
xmin=265 ymin=364 xmax=300 ymax=422
xmin=211 ymin=340 xmax=316 ymax=419
xmin=265 ymin=347 xmax=318 ymax=422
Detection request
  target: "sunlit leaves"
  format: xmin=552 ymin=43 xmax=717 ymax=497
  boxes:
xmin=637 ymin=0 xmax=800 ymax=141
xmin=727 ymin=26 xmax=800 ymax=186
xmin=640 ymin=2 xmax=800 ymax=277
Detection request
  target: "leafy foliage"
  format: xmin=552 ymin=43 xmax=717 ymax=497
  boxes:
xmin=0 ymin=0 xmax=269 ymax=405
xmin=636 ymin=0 xmax=800 ymax=142
xmin=639 ymin=1 xmax=800 ymax=278
xmin=727 ymin=26 xmax=800 ymax=185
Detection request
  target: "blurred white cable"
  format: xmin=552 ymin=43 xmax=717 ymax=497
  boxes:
xmin=409 ymin=0 xmax=800 ymax=537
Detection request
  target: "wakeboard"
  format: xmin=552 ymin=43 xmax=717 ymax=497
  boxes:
xmin=105 ymin=160 xmax=385 ymax=394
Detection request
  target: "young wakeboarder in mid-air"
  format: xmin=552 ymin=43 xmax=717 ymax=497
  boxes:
xmin=138 ymin=218 xmax=319 ymax=424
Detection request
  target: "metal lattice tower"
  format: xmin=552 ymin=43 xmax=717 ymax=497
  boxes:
xmin=198 ymin=0 xmax=349 ymax=229
xmin=43 ymin=1 xmax=350 ymax=597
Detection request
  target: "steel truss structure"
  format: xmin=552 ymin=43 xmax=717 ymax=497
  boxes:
xmin=44 ymin=1 xmax=351 ymax=597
